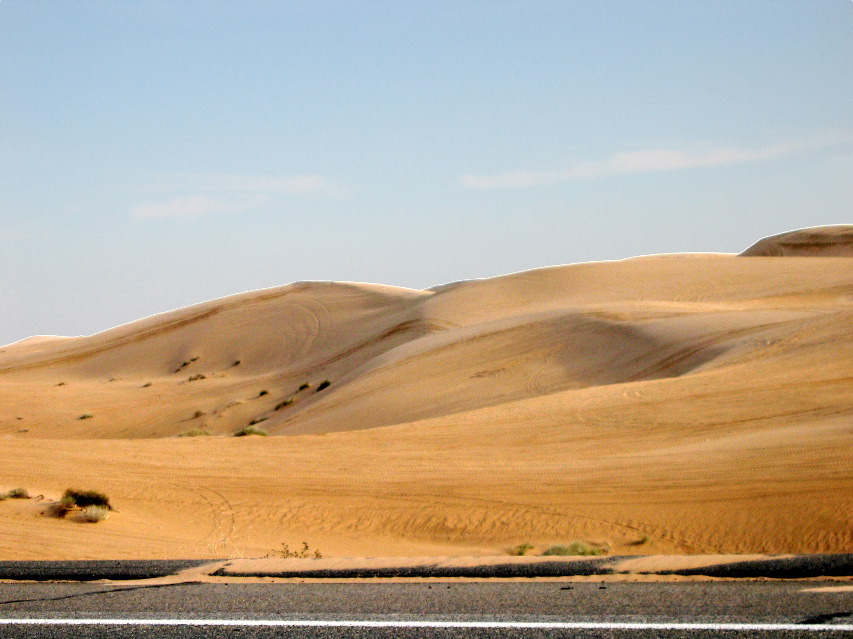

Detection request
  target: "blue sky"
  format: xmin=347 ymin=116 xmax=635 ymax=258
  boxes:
xmin=1 ymin=0 xmax=851 ymax=345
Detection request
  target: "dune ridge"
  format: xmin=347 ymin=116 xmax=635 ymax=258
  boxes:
xmin=0 ymin=226 xmax=850 ymax=560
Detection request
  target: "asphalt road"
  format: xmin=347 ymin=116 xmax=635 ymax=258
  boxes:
xmin=0 ymin=581 xmax=851 ymax=637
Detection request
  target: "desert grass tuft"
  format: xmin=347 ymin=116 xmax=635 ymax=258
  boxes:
xmin=508 ymin=543 xmax=534 ymax=556
xmin=178 ymin=428 xmax=211 ymax=437
xmin=78 ymin=413 xmax=94 ymax=420
xmin=316 ymin=380 xmax=331 ymax=392
xmin=275 ymin=398 xmax=293 ymax=411
xmin=542 ymin=541 xmax=606 ymax=556
xmin=234 ymin=425 xmax=268 ymax=437
xmin=62 ymin=488 xmax=112 ymax=510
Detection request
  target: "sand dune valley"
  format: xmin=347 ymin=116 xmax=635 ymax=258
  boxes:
xmin=0 ymin=226 xmax=851 ymax=561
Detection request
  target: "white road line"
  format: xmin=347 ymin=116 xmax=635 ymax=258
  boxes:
xmin=0 ymin=619 xmax=851 ymax=631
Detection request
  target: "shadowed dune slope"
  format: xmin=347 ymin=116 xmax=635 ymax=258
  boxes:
xmin=0 ymin=225 xmax=851 ymax=558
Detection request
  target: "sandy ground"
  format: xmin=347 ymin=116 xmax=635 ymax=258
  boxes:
xmin=0 ymin=226 xmax=850 ymax=560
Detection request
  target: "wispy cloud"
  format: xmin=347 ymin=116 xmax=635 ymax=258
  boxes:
xmin=130 ymin=172 xmax=331 ymax=220
xmin=462 ymin=134 xmax=853 ymax=190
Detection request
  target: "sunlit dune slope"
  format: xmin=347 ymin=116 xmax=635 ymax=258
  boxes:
xmin=0 ymin=225 xmax=850 ymax=559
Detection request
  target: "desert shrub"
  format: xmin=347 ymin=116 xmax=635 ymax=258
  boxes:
xmin=62 ymin=488 xmax=112 ymax=510
xmin=508 ymin=543 xmax=534 ymax=556
xmin=187 ymin=374 xmax=206 ymax=382
xmin=258 ymin=390 xmax=269 ymax=397
xmin=142 ymin=382 xmax=153 ymax=388
xmin=298 ymin=383 xmax=310 ymax=391
xmin=78 ymin=414 xmax=94 ymax=420
xmin=628 ymin=535 xmax=649 ymax=546
xmin=232 ymin=360 xmax=241 ymax=367
xmin=276 ymin=541 xmax=321 ymax=559
xmin=178 ymin=428 xmax=211 ymax=437
xmin=249 ymin=416 xmax=269 ymax=426
xmin=542 ymin=541 xmax=606 ymax=556
xmin=316 ymin=380 xmax=331 ymax=392
xmin=4 ymin=487 xmax=30 ymax=500
xmin=44 ymin=502 xmax=73 ymax=518
xmin=78 ymin=505 xmax=109 ymax=523
xmin=274 ymin=398 xmax=293 ymax=411
xmin=234 ymin=425 xmax=268 ymax=437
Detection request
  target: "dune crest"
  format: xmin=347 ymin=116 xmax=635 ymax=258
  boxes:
xmin=0 ymin=227 xmax=850 ymax=559
xmin=740 ymin=224 xmax=853 ymax=256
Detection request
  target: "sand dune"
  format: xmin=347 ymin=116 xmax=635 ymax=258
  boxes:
xmin=0 ymin=226 xmax=850 ymax=559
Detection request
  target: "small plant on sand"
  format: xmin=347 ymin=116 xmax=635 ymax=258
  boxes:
xmin=187 ymin=374 xmax=206 ymax=382
xmin=62 ymin=488 xmax=112 ymax=510
xmin=274 ymin=398 xmax=293 ymax=411
xmin=142 ymin=382 xmax=153 ymax=388
xmin=508 ymin=543 xmax=535 ymax=556
xmin=276 ymin=541 xmax=322 ymax=559
xmin=78 ymin=505 xmax=109 ymax=523
xmin=78 ymin=413 xmax=94 ymax=420
xmin=46 ymin=488 xmax=112 ymax=520
xmin=233 ymin=425 xmax=268 ymax=437
xmin=298 ymin=382 xmax=310 ymax=391
xmin=542 ymin=541 xmax=606 ymax=556
xmin=248 ymin=416 xmax=268 ymax=426
xmin=258 ymin=390 xmax=269 ymax=397
xmin=178 ymin=428 xmax=211 ymax=437
xmin=0 ymin=488 xmax=30 ymax=500
xmin=232 ymin=360 xmax=241 ymax=367
xmin=316 ymin=380 xmax=331 ymax=392
xmin=628 ymin=535 xmax=649 ymax=546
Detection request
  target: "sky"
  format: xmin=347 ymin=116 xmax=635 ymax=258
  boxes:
xmin=1 ymin=0 xmax=851 ymax=345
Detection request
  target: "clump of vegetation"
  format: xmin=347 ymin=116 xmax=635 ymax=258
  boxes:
xmin=275 ymin=541 xmax=322 ymax=559
xmin=234 ymin=425 xmax=268 ymax=437
xmin=78 ymin=414 xmax=94 ymax=420
xmin=178 ymin=428 xmax=211 ymax=437
xmin=258 ymin=390 xmax=269 ymax=397
xmin=628 ymin=535 xmax=649 ymax=546
xmin=0 ymin=488 xmax=30 ymax=500
xmin=316 ymin=380 xmax=331 ymax=392
xmin=43 ymin=489 xmax=112 ymax=521
xmin=187 ymin=374 xmax=207 ymax=382
xmin=274 ymin=398 xmax=293 ymax=411
xmin=174 ymin=357 xmax=199 ymax=373
xmin=248 ymin=416 xmax=269 ymax=426
xmin=142 ymin=382 xmax=153 ymax=388
xmin=232 ymin=360 xmax=242 ymax=367
xmin=298 ymin=382 xmax=310 ymax=391
xmin=508 ymin=543 xmax=535 ymax=556
xmin=78 ymin=505 xmax=109 ymax=523
xmin=542 ymin=541 xmax=606 ymax=556
xmin=62 ymin=488 xmax=112 ymax=510
xmin=55 ymin=382 xmax=66 ymax=386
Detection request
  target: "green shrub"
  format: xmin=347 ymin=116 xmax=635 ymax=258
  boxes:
xmin=316 ymin=380 xmax=331 ymax=392
xmin=178 ymin=428 xmax=211 ymax=437
xmin=275 ymin=399 xmax=293 ymax=411
xmin=1 ymin=487 xmax=30 ymax=500
xmin=232 ymin=360 xmax=241 ymax=367
xmin=234 ymin=425 xmax=268 ymax=437
xmin=142 ymin=382 xmax=153 ymax=388
xmin=298 ymin=383 xmax=310 ymax=391
xmin=187 ymin=374 xmax=206 ymax=382
xmin=78 ymin=414 xmax=94 ymax=420
xmin=258 ymin=390 xmax=269 ymax=397
xmin=542 ymin=541 xmax=606 ymax=556
xmin=508 ymin=543 xmax=534 ymax=556
xmin=62 ymin=488 xmax=112 ymax=510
